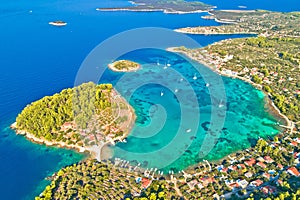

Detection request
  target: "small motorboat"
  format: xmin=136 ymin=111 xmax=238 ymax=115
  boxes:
xmin=186 ymin=128 xmax=192 ymax=133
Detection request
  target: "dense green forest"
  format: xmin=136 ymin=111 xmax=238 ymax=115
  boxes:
xmin=35 ymin=160 xmax=177 ymax=200
xmin=16 ymin=82 xmax=112 ymax=142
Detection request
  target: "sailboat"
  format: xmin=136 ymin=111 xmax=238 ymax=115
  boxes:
xmin=163 ymin=63 xmax=168 ymax=69
xmin=218 ymin=99 xmax=224 ymax=108
xmin=160 ymin=90 xmax=164 ymax=96
xmin=167 ymin=61 xmax=171 ymax=67
xmin=175 ymin=89 xmax=179 ymax=93
xmin=193 ymin=74 xmax=197 ymax=80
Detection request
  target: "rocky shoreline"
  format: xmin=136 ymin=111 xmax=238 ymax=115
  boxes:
xmin=10 ymin=122 xmax=88 ymax=153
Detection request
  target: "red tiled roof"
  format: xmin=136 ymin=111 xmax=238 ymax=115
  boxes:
xmin=287 ymin=167 xmax=300 ymax=177
xmin=257 ymin=162 xmax=267 ymax=168
xmin=291 ymin=141 xmax=298 ymax=146
xmin=221 ymin=167 xmax=228 ymax=173
xmin=277 ymin=163 xmax=284 ymax=170
xmin=200 ymin=177 xmax=214 ymax=186
xmin=237 ymin=164 xmax=246 ymax=169
xmin=277 ymin=179 xmax=283 ymax=186
xmin=141 ymin=178 xmax=151 ymax=189
xmin=228 ymin=182 xmax=239 ymax=189
xmin=261 ymin=186 xmax=276 ymax=195
xmin=245 ymin=158 xmax=256 ymax=166
xmin=251 ymin=179 xmax=263 ymax=187
xmin=264 ymin=156 xmax=274 ymax=163
xmin=262 ymin=173 xmax=271 ymax=179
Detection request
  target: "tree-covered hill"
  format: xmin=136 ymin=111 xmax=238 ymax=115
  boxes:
xmin=16 ymin=82 xmax=113 ymax=144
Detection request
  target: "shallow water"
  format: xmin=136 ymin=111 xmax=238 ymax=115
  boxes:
xmin=99 ymin=48 xmax=281 ymax=172
xmin=0 ymin=0 xmax=298 ymax=199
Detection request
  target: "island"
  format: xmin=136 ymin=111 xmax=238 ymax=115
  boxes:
xmin=49 ymin=21 xmax=67 ymax=27
xmin=108 ymin=60 xmax=141 ymax=72
xmin=12 ymin=82 xmax=136 ymax=160
xmin=175 ymin=10 xmax=300 ymax=37
xmin=96 ymin=0 xmax=214 ymax=14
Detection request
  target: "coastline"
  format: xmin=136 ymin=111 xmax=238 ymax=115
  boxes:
xmin=174 ymin=28 xmax=255 ymax=35
xmin=10 ymin=122 xmax=88 ymax=153
xmin=10 ymin=89 xmax=137 ymax=161
xmin=96 ymin=8 xmax=212 ymax=14
xmin=108 ymin=61 xmax=141 ymax=72
xmin=166 ymin=47 xmax=291 ymax=128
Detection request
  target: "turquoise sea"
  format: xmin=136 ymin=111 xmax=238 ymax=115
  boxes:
xmin=102 ymin=48 xmax=282 ymax=172
xmin=0 ymin=0 xmax=299 ymax=199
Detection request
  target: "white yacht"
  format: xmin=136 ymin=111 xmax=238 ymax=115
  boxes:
xmin=193 ymin=74 xmax=197 ymax=80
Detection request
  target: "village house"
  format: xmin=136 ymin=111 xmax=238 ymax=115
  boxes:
xmin=228 ymin=165 xmax=237 ymax=171
xmin=237 ymin=164 xmax=246 ymax=170
xmin=290 ymin=141 xmax=298 ymax=147
xmin=276 ymin=179 xmax=284 ymax=186
xmin=277 ymin=163 xmax=284 ymax=170
xmin=250 ymin=179 xmax=263 ymax=187
xmin=236 ymin=179 xmax=248 ymax=189
xmin=256 ymin=162 xmax=267 ymax=169
xmin=261 ymin=186 xmax=277 ymax=195
xmin=200 ymin=177 xmax=214 ymax=187
xmin=264 ymin=156 xmax=274 ymax=163
xmin=244 ymin=172 xmax=253 ymax=178
xmin=225 ymin=180 xmax=240 ymax=191
xmin=221 ymin=167 xmax=228 ymax=174
xmin=141 ymin=177 xmax=152 ymax=189
xmin=263 ymin=77 xmax=271 ymax=84
xmin=245 ymin=158 xmax=256 ymax=167
xmin=262 ymin=172 xmax=271 ymax=180
xmin=257 ymin=157 xmax=265 ymax=162
xmin=287 ymin=167 xmax=300 ymax=177
xmin=61 ymin=122 xmax=76 ymax=131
